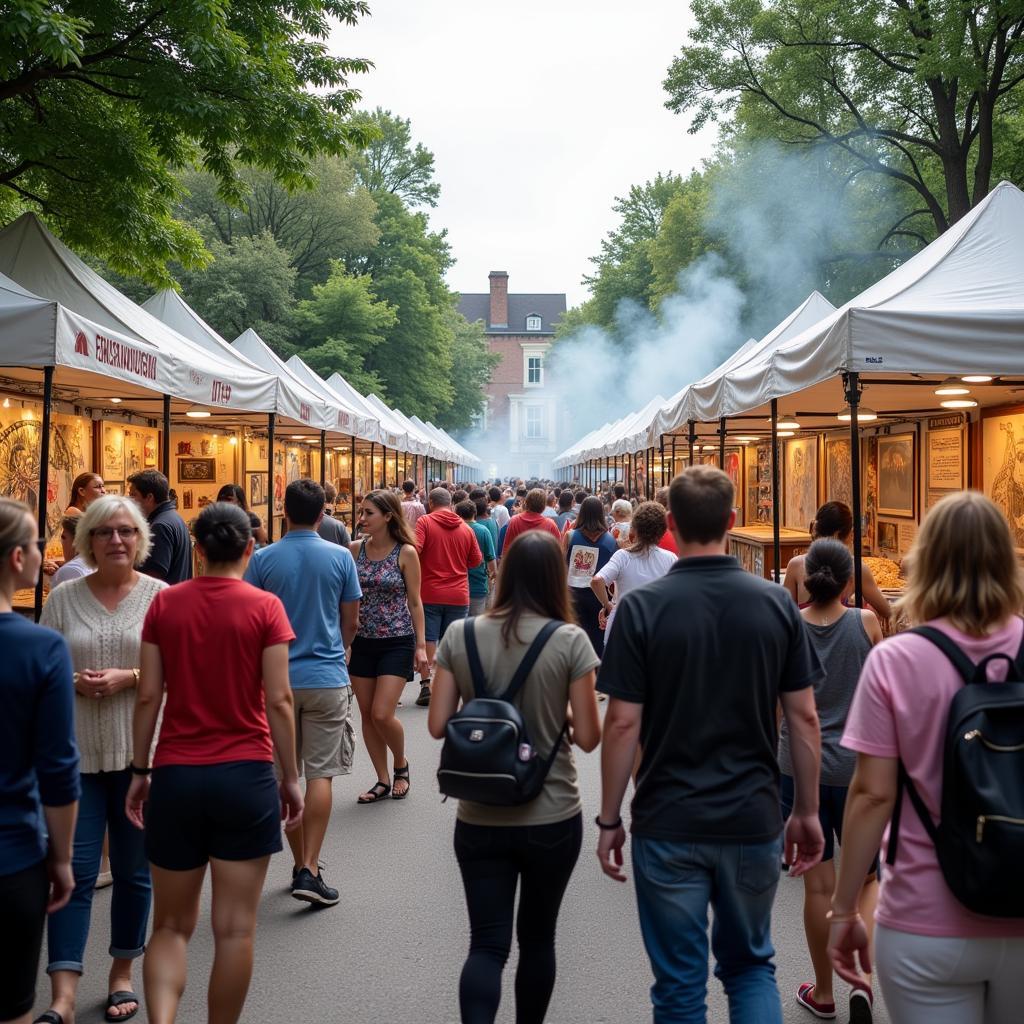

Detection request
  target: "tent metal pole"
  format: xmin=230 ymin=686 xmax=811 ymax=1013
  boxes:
xmin=370 ymin=442 xmax=376 ymax=490
xmin=351 ymin=435 xmax=357 ymax=529
xmin=771 ymin=400 xmax=781 ymax=583
xmin=671 ymin=437 xmax=677 ymax=481
xmin=161 ymin=394 xmax=171 ymax=478
xmin=34 ymin=366 xmax=54 ymax=622
xmin=267 ymin=413 xmax=276 ymax=543
xmin=659 ymin=434 xmax=666 ymax=487
xmin=319 ymin=431 xmax=326 ymax=488
xmin=719 ymin=417 xmax=726 ymax=467
xmin=688 ymin=420 xmax=696 ymax=466
xmin=845 ymin=372 xmax=864 ymax=608
xmin=605 ymin=456 xmax=610 ymax=488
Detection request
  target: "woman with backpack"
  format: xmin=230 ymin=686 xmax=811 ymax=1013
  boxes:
xmin=829 ymin=491 xmax=1024 ymax=1023
xmin=427 ymin=530 xmax=601 ymax=1024
xmin=778 ymin=539 xmax=882 ymax=1023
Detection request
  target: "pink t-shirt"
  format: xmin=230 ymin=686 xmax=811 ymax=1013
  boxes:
xmin=843 ymin=616 xmax=1024 ymax=938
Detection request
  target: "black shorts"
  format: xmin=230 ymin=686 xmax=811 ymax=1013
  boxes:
xmin=146 ymin=761 xmax=283 ymax=871
xmin=348 ymin=634 xmax=415 ymax=679
xmin=0 ymin=858 xmax=49 ymax=1020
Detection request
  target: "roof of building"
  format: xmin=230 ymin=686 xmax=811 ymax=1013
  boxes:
xmin=457 ymin=292 xmax=566 ymax=335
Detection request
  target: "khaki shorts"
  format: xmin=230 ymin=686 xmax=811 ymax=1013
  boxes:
xmin=275 ymin=686 xmax=355 ymax=781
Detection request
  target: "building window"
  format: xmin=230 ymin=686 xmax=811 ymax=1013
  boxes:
xmin=525 ymin=405 xmax=545 ymax=439
xmin=526 ymin=355 xmax=543 ymax=386
xmin=526 ymin=315 xmax=542 ymax=331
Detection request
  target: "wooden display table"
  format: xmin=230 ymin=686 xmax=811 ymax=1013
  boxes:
xmin=727 ymin=526 xmax=812 ymax=580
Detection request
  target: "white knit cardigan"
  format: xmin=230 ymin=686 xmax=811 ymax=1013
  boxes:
xmin=40 ymin=574 xmax=167 ymax=774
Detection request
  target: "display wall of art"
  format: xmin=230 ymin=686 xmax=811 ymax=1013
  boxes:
xmin=178 ymin=458 xmax=216 ymax=482
xmin=783 ymin=436 xmax=819 ymax=530
xmin=825 ymin=436 xmax=853 ymax=509
xmin=982 ymin=405 xmax=1024 ymax=548
xmin=925 ymin=417 xmax=966 ymax=511
xmin=862 ymin=436 xmax=878 ymax=556
xmin=102 ymin=422 xmax=125 ymax=480
xmin=247 ymin=471 xmax=267 ymax=510
xmin=877 ymin=433 xmax=916 ymax=518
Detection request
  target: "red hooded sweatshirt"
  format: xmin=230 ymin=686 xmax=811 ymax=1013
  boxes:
xmin=502 ymin=510 xmax=562 ymax=551
xmin=415 ymin=508 xmax=482 ymax=605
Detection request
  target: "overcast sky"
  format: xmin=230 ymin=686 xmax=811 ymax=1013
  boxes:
xmin=333 ymin=1 xmax=718 ymax=309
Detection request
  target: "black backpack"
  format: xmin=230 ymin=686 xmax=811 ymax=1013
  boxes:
xmin=886 ymin=625 xmax=1024 ymax=917
xmin=437 ymin=619 xmax=566 ymax=806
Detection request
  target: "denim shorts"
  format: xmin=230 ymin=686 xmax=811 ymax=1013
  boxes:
xmin=423 ymin=602 xmax=468 ymax=643
xmin=780 ymin=774 xmax=879 ymax=872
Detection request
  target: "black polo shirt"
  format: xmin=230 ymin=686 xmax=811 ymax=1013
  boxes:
xmin=597 ymin=555 xmax=822 ymax=843
xmin=141 ymin=501 xmax=193 ymax=585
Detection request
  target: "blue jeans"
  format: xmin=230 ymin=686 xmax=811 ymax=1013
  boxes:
xmin=47 ymin=769 xmax=152 ymax=973
xmin=632 ymin=834 xmax=783 ymax=1024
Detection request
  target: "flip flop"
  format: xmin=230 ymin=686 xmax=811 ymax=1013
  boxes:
xmin=357 ymin=781 xmax=391 ymax=804
xmin=33 ymin=1013 xmax=63 ymax=1024
xmin=105 ymin=990 xmax=140 ymax=1022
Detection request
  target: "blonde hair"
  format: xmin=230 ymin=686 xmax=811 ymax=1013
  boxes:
xmin=75 ymin=494 xmax=152 ymax=568
xmin=0 ymin=497 xmax=34 ymax=567
xmin=898 ymin=490 xmax=1024 ymax=637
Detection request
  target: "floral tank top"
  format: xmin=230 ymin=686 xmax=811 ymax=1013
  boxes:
xmin=356 ymin=542 xmax=414 ymax=639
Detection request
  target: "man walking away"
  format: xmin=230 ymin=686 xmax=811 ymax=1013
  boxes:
xmin=455 ymin=500 xmax=496 ymax=615
xmin=128 ymin=469 xmax=193 ymax=584
xmin=501 ymin=488 xmax=562 ymax=550
xmin=317 ymin=483 xmax=352 ymax=546
xmin=414 ymin=488 xmax=481 ymax=706
xmin=401 ymin=480 xmax=427 ymax=527
xmin=245 ymin=479 xmax=361 ymax=907
xmin=488 ymin=486 xmax=509 ymax=532
xmin=596 ymin=465 xmax=825 ymax=1023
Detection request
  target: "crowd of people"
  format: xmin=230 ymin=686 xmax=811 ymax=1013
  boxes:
xmin=2 ymin=463 xmax=1023 ymax=1024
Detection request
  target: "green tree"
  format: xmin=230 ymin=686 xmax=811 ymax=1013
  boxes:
xmin=287 ymin=262 xmax=395 ymax=394
xmin=664 ymin=0 xmax=1024 ymax=234
xmin=177 ymin=232 xmax=297 ymax=350
xmin=179 ymin=158 xmax=380 ymax=293
xmin=350 ymin=108 xmax=441 ymax=208
xmin=0 ymin=0 xmax=374 ymax=283
xmin=440 ymin=308 xmax=500 ymax=431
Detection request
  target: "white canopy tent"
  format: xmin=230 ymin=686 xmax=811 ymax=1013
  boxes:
xmin=284 ymin=357 xmax=382 ymax=446
xmin=363 ymin=393 xmax=435 ymax=458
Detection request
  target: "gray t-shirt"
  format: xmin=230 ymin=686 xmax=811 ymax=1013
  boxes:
xmin=436 ymin=612 xmax=600 ymax=827
xmin=779 ymin=609 xmax=872 ymax=786
xmin=317 ymin=514 xmax=351 ymax=547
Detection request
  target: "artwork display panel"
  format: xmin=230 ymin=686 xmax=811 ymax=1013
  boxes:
xmin=925 ymin=421 xmax=966 ymax=511
xmin=247 ymin=471 xmax=267 ymax=510
xmin=982 ymin=407 xmax=1024 ymax=548
xmin=862 ymin=436 xmax=878 ymax=556
xmin=825 ymin=436 xmax=853 ymax=509
xmin=877 ymin=433 xmax=916 ymax=518
xmin=102 ymin=422 xmax=125 ymax=480
xmin=783 ymin=436 xmax=818 ymax=531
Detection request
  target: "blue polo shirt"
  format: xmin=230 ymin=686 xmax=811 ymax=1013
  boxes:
xmin=244 ymin=530 xmax=362 ymax=689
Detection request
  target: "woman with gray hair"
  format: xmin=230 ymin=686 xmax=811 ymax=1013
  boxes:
xmin=37 ymin=494 xmax=167 ymax=1024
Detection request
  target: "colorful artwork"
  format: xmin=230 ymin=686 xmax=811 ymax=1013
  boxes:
xmin=178 ymin=458 xmax=216 ymax=482
xmin=877 ymin=433 xmax=915 ymax=518
xmin=756 ymin=444 xmax=773 ymax=524
xmin=123 ymin=428 xmax=155 ymax=478
xmin=247 ymin=472 xmax=267 ymax=509
xmin=983 ymin=410 xmax=1024 ymax=547
xmin=102 ymin=423 xmax=124 ymax=480
xmin=863 ymin=436 xmax=878 ymax=555
xmin=825 ymin=437 xmax=853 ymax=508
xmin=784 ymin=437 xmax=818 ymax=531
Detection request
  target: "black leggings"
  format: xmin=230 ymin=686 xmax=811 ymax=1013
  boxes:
xmin=454 ymin=813 xmax=583 ymax=1024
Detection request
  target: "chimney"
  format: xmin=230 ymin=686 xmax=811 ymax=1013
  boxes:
xmin=488 ymin=271 xmax=508 ymax=328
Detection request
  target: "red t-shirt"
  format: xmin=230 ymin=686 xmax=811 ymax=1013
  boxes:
xmin=142 ymin=577 xmax=296 ymax=767
xmin=658 ymin=531 xmax=678 ymax=555
xmin=503 ymin=511 xmax=562 ymax=550
xmin=416 ymin=509 xmax=483 ymax=606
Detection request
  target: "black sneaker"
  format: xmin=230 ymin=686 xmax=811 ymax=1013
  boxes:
xmin=415 ymin=683 xmax=431 ymax=707
xmin=291 ymin=859 xmax=325 ymax=882
xmin=291 ymin=867 xmax=339 ymax=907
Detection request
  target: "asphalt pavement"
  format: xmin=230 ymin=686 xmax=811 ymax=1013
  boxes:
xmin=35 ymin=685 xmax=889 ymax=1023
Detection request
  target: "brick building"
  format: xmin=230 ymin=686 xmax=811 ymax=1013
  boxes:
xmin=457 ymin=271 xmax=566 ymax=479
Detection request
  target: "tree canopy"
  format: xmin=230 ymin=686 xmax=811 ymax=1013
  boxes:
xmin=0 ymin=0 xmax=374 ymax=283
xmin=350 ymin=108 xmax=442 ymax=208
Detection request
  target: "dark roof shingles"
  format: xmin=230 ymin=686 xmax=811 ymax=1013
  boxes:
xmin=457 ymin=292 xmax=566 ymax=335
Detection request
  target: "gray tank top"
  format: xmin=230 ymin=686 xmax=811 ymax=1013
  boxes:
xmin=779 ymin=608 xmax=872 ymax=786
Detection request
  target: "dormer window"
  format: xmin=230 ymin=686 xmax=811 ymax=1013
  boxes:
xmin=525 ymin=315 xmax=542 ymax=332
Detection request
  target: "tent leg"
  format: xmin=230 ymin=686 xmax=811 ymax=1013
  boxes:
xmin=771 ymin=400 xmax=781 ymax=583
xmin=34 ymin=366 xmax=54 ymax=622
xmin=659 ymin=435 xmax=666 ymax=487
xmin=162 ymin=394 xmax=171 ymax=479
xmin=319 ymin=431 xmax=327 ymax=488
xmin=845 ymin=373 xmax=864 ymax=607
xmin=370 ymin=442 xmax=376 ymax=490
xmin=267 ymin=413 xmax=276 ymax=543
xmin=671 ymin=437 xmax=677 ymax=481
xmin=351 ymin=435 xmax=357 ymax=530
xmin=688 ymin=420 xmax=696 ymax=467
xmin=719 ymin=416 xmax=726 ymax=467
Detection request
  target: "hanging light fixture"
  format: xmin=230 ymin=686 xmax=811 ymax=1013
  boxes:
xmin=185 ymin=405 xmax=210 ymax=418
xmin=771 ymin=415 xmax=801 ymax=430
xmin=940 ymin=398 xmax=978 ymax=409
xmin=734 ymin=435 xmax=760 ymax=442
xmin=961 ymin=374 xmax=993 ymax=384
xmin=109 ymin=397 xmax=123 ymax=404
xmin=837 ymin=406 xmax=878 ymax=422
xmin=229 ymin=436 xmax=238 ymax=446
xmin=934 ymin=377 xmax=970 ymax=396
xmin=777 ymin=430 xmax=796 ymax=437
xmin=1 ymin=397 xmax=9 ymax=408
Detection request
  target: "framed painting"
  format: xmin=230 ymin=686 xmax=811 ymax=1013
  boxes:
xmin=825 ymin=436 xmax=853 ymax=509
xmin=178 ymin=457 xmax=216 ymax=482
xmin=982 ymin=405 xmax=1024 ymax=548
xmin=783 ymin=436 xmax=818 ymax=531
xmin=878 ymin=520 xmax=898 ymax=552
xmin=102 ymin=423 xmax=124 ymax=480
xmin=247 ymin=471 xmax=267 ymax=509
xmin=877 ymin=433 xmax=916 ymax=518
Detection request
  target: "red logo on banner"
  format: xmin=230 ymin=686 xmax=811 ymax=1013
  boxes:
xmin=74 ymin=331 xmax=89 ymax=356
xmin=211 ymin=380 xmax=232 ymax=405
xmin=337 ymin=411 xmax=350 ymax=428
xmin=300 ymin=403 xmax=311 ymax=423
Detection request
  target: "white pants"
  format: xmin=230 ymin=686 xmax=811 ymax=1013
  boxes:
xmin=876 ymin=923 xmax=1024 ymax=1024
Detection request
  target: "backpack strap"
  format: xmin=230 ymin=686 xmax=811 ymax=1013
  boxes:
xmin=886 ymin=760 xmax=940 ymax=866
xmin=463 ymin=619 xmax=489 ymax=701
xmin=909 ymin=626 xmax=976 ymax=683
xmin=502 ymin=621 xmax=564 ymax=703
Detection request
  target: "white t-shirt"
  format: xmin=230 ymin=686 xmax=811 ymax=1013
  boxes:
xmin=491 ymin=503 xmax=510 ymax=530
xmin=595 ymin=546 xmax=676 ymax=635
xmin=51 ymin=555 xmax=93 ymax=589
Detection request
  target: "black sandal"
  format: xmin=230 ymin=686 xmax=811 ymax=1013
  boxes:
xmin=105 ymin=990 xmax=140 ymax=1021
xmin=392 ymin=762 xmax=411 ymax=800
xmin=357 ymin=781 xmax=391 ymax=804
xmin=33 ymin=1013 xmax=64 ymax=1024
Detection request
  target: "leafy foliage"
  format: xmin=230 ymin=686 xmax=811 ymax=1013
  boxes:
xmin=350 ymin=108 xmax=442 ymax=208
